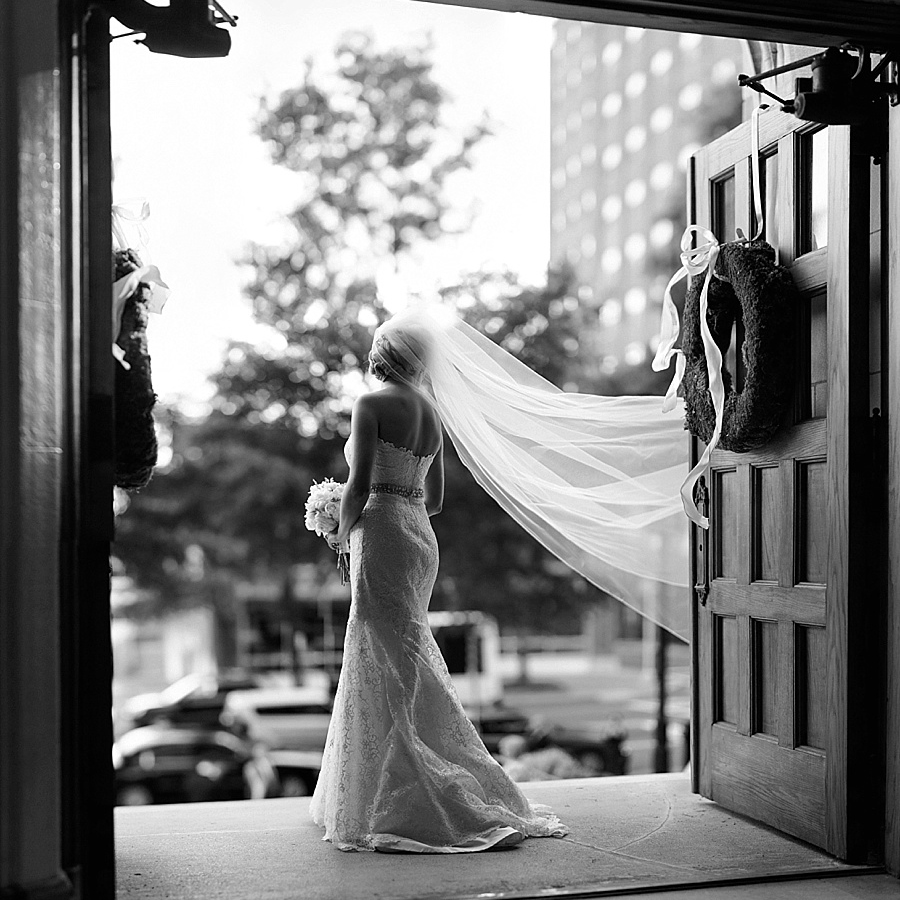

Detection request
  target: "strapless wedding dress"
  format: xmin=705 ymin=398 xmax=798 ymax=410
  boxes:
xmin=309 ymin=438 xmax=568 ymax=853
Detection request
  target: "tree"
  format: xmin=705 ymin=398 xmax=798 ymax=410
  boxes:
xmin=115 ymin=34 xmax=600 ymax=646
xmin=116 ymin=33 xmax=489 ymax=616
xmin=215 ymin=31 xmax=490 ymax=440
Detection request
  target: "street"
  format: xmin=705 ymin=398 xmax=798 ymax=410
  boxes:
xmin=498 ymin=645 xmax=691 ymax=775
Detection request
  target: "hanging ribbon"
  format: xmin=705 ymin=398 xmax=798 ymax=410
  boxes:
xmin=112 ymin=198 xmax=151 ymax=254
xmin=652 ymin=105 xmax=769 ymax=529
xmin=652 ymin=226 xmax=722 ymax=528
xmin=111 ymin=198 xmax=171 ymax=368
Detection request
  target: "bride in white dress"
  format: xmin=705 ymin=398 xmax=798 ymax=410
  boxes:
xmin=309 ymin=317 xmax=568 ymax=853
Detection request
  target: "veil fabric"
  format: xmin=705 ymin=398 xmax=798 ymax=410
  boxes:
xmin=370 ymin=303 xmax=692 ymax=641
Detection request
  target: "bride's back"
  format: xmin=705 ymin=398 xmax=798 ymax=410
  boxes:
xmin=370 ymin=384 xmax=441 ymax=458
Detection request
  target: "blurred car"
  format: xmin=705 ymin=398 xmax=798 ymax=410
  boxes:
xmin=266 ymin=749 xmax=323 ymax=797
xmin=121 ymin=669 xmax=329 ymax=734
xmin=222 ymin=685 xmax=332 ymax=751
xmin=469 ymin=704 xmax=533 ymax=755
xmin=113 ymin=725 xmax=279 ymax=806
xmin=123 ymin=671 xmax=261 ymax=731
xmin=526 ymin=722 xmax=629 ymax=776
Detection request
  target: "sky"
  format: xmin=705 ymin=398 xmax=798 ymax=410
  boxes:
xmin=110 ymin=0 xmax=553 ymax=405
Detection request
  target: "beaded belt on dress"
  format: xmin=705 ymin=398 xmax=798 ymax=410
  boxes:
xmin=371 ymin=483 xmax=424 ymax=499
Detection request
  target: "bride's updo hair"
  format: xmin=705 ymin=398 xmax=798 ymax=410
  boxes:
xmin=368 ymin=317 xmax=433 ymax=385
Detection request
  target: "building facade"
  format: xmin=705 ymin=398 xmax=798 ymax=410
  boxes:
xmin=550 ymin=22 xmax=744 ymax=376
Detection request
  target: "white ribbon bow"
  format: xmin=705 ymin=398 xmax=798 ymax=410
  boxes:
xmin=111 ymin=199 xmax=170 ymax=369
xmin=653 ymin=105 xmax=770 ymax=530
xmin=652 ymin=224 xmax=725 ymax=530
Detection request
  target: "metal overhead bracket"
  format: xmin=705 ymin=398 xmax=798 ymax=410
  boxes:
xmin=739 ymin=45 xmax=898 ymax=125
xmin=100 ymin=0 xmax=237 ymax=58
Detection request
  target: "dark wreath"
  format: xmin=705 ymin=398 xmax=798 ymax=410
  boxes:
xmin=681 ymin=240 xmax=798 ymax=453
xmin=114 ymin=248 xmax=159 ymax=491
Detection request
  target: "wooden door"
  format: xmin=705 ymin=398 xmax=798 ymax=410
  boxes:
xmin=691 ymin=111 xmax=876 ymax=859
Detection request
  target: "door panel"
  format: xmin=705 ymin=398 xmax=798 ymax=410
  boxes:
xmin=691 ymin=111 xmax=872 ymax=858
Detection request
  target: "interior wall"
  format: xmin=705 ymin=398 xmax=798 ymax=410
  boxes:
xmin=0 ymin=0 xmax=71 ymax=896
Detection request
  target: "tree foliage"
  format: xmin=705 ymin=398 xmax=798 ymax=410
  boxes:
xmin=115 ymin=34 xmax=602 ymax=635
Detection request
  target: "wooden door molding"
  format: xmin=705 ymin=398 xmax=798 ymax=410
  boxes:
xmin=824 ymin=125 xmax=873 ymax=860
xmin=884 ymin=103 xmax=900 ymax=878
xmin=418 ymin=0 xmax=900 ymax=49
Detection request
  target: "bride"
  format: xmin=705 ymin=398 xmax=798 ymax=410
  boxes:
xmin=309 ymin=311 xmax=568 ymax=853
xmin=310 ymin=302 xmax=688 ymax=853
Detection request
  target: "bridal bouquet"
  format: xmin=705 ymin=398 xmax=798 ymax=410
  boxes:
xmin=305 ymin=479 xmax=349 ymax=585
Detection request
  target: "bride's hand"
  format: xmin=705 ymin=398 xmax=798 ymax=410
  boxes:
xmin=327 ymin=533 xmax=349 ymax=553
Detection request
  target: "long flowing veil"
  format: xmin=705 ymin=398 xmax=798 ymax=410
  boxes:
xmin=371 ymin=302 xmax=691 ymax=641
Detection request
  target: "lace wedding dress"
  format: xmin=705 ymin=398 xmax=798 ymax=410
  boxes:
xmin=309 ymin=438 xmax=568 ymax=853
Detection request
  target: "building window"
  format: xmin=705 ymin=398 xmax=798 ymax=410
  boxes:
xmin=581 ymin=188 xmax=597 ymax=211
xmin=567 ymin=69 xmax=581 ymax=90
xmin=581 ymin=233 xmax=597 ymax=258
xmin=650 ymin=49 xmax=674 ymax=76
xmin=581 ymin=143 xmax=597 ymax=166
xmin=602 ymin=41 xmax=622 ymax=67
xmin=624 ymin=125 xmax=647 ymax=152
xmin=679 ymin=83 xmax=704 ymax=111
xmin=567 ymin=155 xmax=582 ymax=178
xmin=679 ymin=32 xmax=703 ymax=52
xmin=601 ymin=194 xmax=622 ymax=222
xmin=552 ymin=211 xmax=567 ymax=232
xmin=624 ymin=26 xmax=644 ymax=43
xmin=650 ymin=161 xmax=675 ymax=191
xmin=567 ymin=23 xmax=582 ymax=43
xmin=581 ymin=97 xmax=597 ymax=119
xmin=625 ymin=71 xmax=647 ymax=98
xmin=712 ymin=58 xmax=737 ymax=85
xmin=601 ymin=300 xmax=622 ymax=327
xmin=625 ymin=342 xmax=647 ymax=365
xmin=624 ymin=233 xmax=647 ymax=262
xmin=552 ymin=168 xmax=566 ymax=190
xmin=624 ymin=286 xmax=648 ymax=314
xmin=582 ymin=53 xmax=597 ymax=74
xmin=625 ymin=179 xmax=647 ymax=207
xmin=552 ymin=126 xmax=566 ymax=146
xmin=601 ymin=246 xmax=623 ymax=274
xmin=650 ymin=217 xmax=676 ymax=247
xmin=601 ymin=144 xmax=623 ymax=171
xmin=601 ymin=92 xmax=623 ymax=118
xmin=567 ymin=111 xmax=582 ymax=133
xmin=650 ymin=105 xmax=674 ymax=133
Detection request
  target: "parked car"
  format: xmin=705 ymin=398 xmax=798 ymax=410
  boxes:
xmin=121 ymin=669 xmax=328 ymax=734
xmin=266 ymin=749 xmax=323 ymax=797
xmin=222 ymin=685 xmax=332 ymax=751
xmin=122 ymin=671 xmax=262 ymax=731
xmin=113 ymin=725 xmax=280 ymax=806
xmin=428 ymin=611 xmax=532 ymax=754
xmin=526 ymin=722 xmax=630 ymax=776
xmin=469 ymin=703 xmax=533 ymax=755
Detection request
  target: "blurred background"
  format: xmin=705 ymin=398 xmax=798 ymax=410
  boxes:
xmin=109 ymin=0 xmax=746 ymax=805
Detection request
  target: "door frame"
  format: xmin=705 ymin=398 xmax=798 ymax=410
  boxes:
xmin=419 ymin=0 xmax=900 ymax=49
xmin=63 ymin=1 xmax=900 ymax=894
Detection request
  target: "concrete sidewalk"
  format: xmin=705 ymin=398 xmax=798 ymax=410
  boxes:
xmin=116 ymin=774 xmax=897 ymax=900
